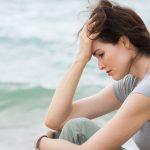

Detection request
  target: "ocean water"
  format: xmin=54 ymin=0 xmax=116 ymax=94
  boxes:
xmin=0 ymin=0 xmax=149 ymax=149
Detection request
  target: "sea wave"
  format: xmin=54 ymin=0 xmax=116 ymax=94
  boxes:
xmin=0 ymin=80 xmax=105 ymax=111
xmin=0 ymin=82 xmax=54 ymax=109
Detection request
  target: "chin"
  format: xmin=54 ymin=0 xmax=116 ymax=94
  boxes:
xmin=112 ymin=76 xmax=121 ymax=81
xmin=112 ymin=73 xmax=126 ymax=81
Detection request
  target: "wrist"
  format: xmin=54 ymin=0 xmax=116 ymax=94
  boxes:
xmin=39 ymin=137 xmax=48 ymax=150
xmin=35 ymin=135 xmax=48 ymax=150
xmin=75 ymin=56 xmax=89 ymax=64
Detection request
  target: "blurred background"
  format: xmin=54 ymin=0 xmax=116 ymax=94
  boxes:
xmin=0 ymin=0 xmax=149 ymax=149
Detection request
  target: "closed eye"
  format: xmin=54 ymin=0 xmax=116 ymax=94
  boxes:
xmin=98 ymin=53 xmax=104 ymax=58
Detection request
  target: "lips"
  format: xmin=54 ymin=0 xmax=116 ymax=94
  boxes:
xmin=106 ymin=70 xmax=112 ymax=76
xmin=106 ymin=70 xmax=111 ymax=74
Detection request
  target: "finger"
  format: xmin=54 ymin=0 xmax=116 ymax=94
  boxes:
xmin=87 ymin=23 xmax=98 ymax=39
xmin=80 ymin=18 xmax=97 ymax=40
xmin=46 ymin=130 xmax=55 ymax=138
xmin=89 ymin=32 xmax=99 ymax=39
xmin=87 ymin=14 xmax=97 ymax=25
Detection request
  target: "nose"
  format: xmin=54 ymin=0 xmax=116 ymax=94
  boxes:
xmin=98 ymin=61 xmax=105 ymax=70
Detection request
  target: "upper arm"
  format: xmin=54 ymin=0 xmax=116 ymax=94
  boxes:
xmin=60 ymin=84 xmax=122 ymax=129
xmin=82 ymin=93 xmax=150 ymax=150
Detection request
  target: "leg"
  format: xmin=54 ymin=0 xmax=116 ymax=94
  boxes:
xmin=53 ymin=117 xmax=126 ymax=149
xmin=58 ymin=117 xmax=100 ymax=145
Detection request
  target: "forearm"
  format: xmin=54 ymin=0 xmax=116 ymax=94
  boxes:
xmin=45 ymin=58 xmax=88 ymax=130
xmin=40 ymin=136 xmax=83 ymax=150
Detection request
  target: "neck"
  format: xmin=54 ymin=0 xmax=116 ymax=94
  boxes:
xmin=129 ymin=54 xmax=150 ymax=80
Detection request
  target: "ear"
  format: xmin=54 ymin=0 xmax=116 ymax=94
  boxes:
xmin=119 ymin=35 xmax=138 ymax=59
xmin=119 ymin=35 xmax=130 ymax=49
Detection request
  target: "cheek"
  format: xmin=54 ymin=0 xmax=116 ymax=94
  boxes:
xmin=104 ymin=52 xmax=115 ymax=66
xmin=114 ymin=52 xmax=133 ymax=75
xmin=117 ymin=54 xmax=130 ymax=65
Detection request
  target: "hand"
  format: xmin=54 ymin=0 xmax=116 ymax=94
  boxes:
xmin=35 ymin=135 xmax=48 ymax=150
xmin=76 ymin=20 xmax=97 ymax=62
xmin=34 ymin=130 xmax=56 ymax=149
xmin=76 ymin=22 xmax=92 ymax=62
xmin=46 ymin=130 xmax=55 ymax=138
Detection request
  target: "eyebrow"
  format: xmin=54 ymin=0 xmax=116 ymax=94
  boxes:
xmin=93 ymin=49 xmax=100 ymax=56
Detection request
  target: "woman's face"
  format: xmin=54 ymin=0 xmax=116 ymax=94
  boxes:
xmin=92 ymin=37 xmax=136 ymax=80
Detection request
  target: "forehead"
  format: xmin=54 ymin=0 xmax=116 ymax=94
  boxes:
xmin=92 ymin=40 xmax=106 ymax=53
xmin=92 ymin=40 xmax=116 ymax=53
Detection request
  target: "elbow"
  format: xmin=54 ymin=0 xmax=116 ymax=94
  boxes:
xmin=44 ymin=117 xmax=61 ymax=131
xmin=44 ymin=119 xmax=52 ymax=128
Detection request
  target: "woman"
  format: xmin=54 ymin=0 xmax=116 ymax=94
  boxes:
xmin=35 ymin=0 xmax=150 ymax=149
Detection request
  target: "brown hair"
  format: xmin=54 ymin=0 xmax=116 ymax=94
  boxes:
xmin=86 ymin=0 xmax=150 ymax=56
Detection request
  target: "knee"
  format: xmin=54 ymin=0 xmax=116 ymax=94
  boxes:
xmin=63 ymin=117 xmax=90 ymax=129
xmin=59 ymin=117 xmax=90 ymax=144
xmin=61 ymin=117 xmax=90 ymax=133
xmin=59 ymin=117 xmax=100 ymax=144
